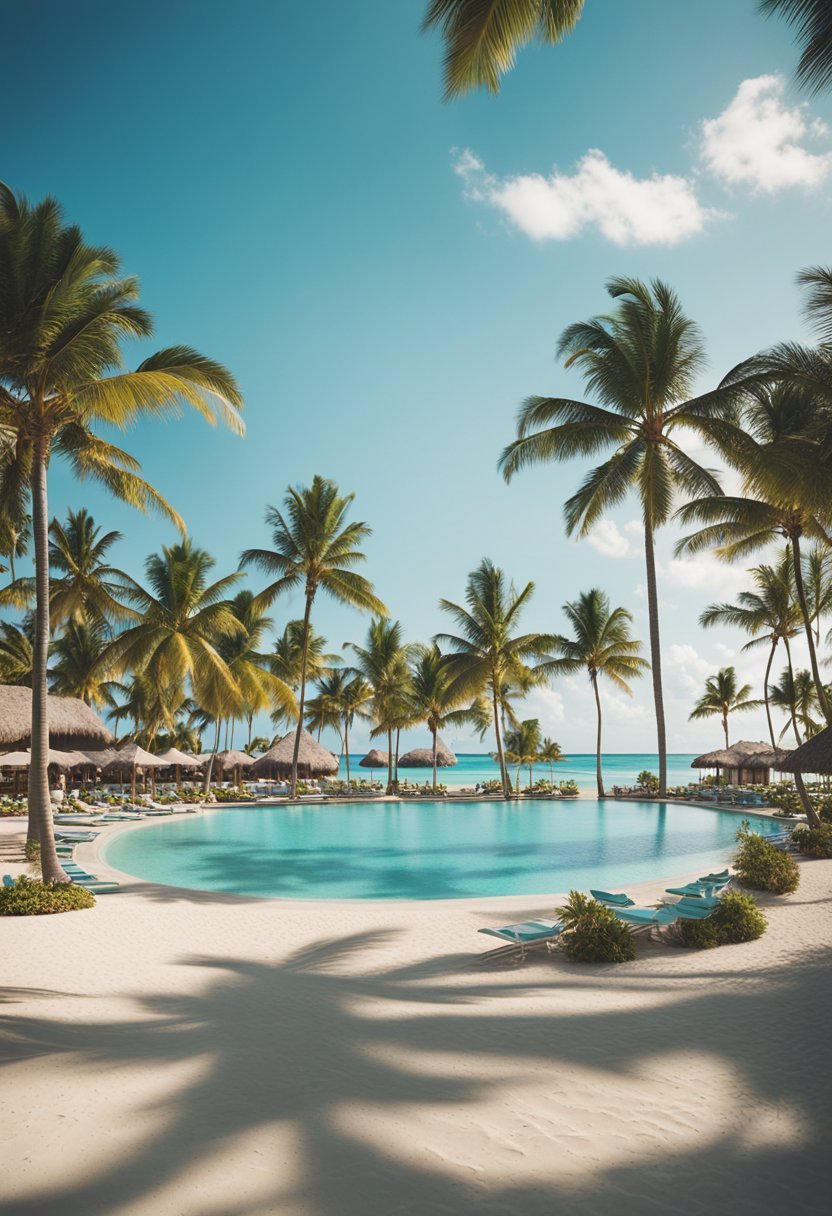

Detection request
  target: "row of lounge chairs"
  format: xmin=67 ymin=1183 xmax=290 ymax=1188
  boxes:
xmin=480 ymin=870 xmax=732 ymax=958
xmin=4 ymin=826 xmax=121 ymax=895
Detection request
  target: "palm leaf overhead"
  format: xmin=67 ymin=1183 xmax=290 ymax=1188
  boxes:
xmin=423 ymin=0 xmax=585 ymax=98
xmin=500 ymin=277 xmax=742 ymax=795
xmin=0 ymin=183 xmax=243 ymax=881
xmin=761 ymin=1 xmax=832 ymax=93
xmin=241 ymin=476 xmax=386 ymax=796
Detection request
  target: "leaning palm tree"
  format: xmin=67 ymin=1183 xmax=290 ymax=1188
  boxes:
xmin=761 ymin=1 xmax=832 ymax=93
xmin=345 ymin=618 xmax=412 ymax=794
xmin=543 ymin=589 xmax=648 ymax=796
xmin=409 ymin=643 xmax=464 ymax=791
xmin=0 ymin=619 xmax=33 ymax=686
xmin=700 ymin=552 xmax=801 ymax=750
xmin=241 ymin=476 xmax=387 ymax=796
xmin=769 ymin=665 xmax=822 ymax=743
xmin=436 ymin=558 xmax=555 ymax=798
xmin=503 ymin=717 xmax=542 ymax=792
xmin=688 ymin=667 xmax=761 ymax=749
xmin=50 ymin=618 xmax=120 ymax=709
xmin=500 ymin=277 xmax=739 ymax=795
xmin=0 ymin=184 xmax=243 ymax=881
xmin=423 ymin=0 xmax=585 ymax=98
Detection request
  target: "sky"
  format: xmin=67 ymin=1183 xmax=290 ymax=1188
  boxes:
xmin=2 ymin=0 xmax=831 ymax=755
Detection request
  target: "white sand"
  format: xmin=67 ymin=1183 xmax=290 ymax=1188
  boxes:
xmin=1 ymin=816 xmax=831 ymax=1216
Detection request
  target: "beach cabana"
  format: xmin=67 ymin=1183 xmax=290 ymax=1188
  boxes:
xmin=251 ymin=728 xmax=339 ymax=780
xmin=775 ymin=729 xmax=832 ymax=825
xmin=398 ymin=737 xmax=457 ymax=768
xmin=691 ymin=740 xmax=790 ymax=786
xmin=0 ymin=685 xmax=113 ymax=751
xmin=104 ymin=741 xmax=165 ymax=801
xmin=155 ymin=747 xmax=202 ymax=786
xmin=215 ymin=749 xmax=255 ymax=785
xmin=359 ymin=748 xmax=389 ymax=781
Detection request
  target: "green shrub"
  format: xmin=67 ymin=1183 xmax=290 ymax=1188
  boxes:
xmin=637 ymin=770 xmax=659 ymax=793
xmin=734 ymin=823 xmax=800 ymax=894
xmin=790 ymin=824 xmax=832 ymax=859
xmin=676 ymin=891 xmax=767 ymax=949
xmin=556 ymin=891 xmax=636 ymax=963
xmin=24 ymin=840 xmax=40 ymax=861
xmin=0 ymin=875 xmax=95 ymax=915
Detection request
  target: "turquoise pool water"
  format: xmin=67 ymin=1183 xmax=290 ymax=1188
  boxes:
xmin=104 ymin=800 xmax=784 ymax=901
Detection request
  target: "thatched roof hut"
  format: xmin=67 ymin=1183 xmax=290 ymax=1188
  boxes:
xmin=154 ymin=747 xmax=201 ymax=768
xmin=775 ymin=729 xmax=832 ymax=774
xmin=691 ymin=740 xmax=790 ymax=784
xmin=398 ymin=737 xmax=457 ymax=768
xmin=104 ymin=741 xmax=165 ymax=771
xmin=0 ymin=685 xmax=113 ymax=751
xmin=216 ymin=749 xmax=255 ymax=769
xmin=0 ymin=748 xmax=91 ymax=769
xmin=359 ymin=748 xmax=389 ymax=769
xmin=251 ymin=728 xmax=339 ymax=778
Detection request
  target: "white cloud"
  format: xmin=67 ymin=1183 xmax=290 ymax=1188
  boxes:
xmin=700 ymin=75 xmax=831 ymax=193
xmin=667 ymin=643 xmax=714 ymax=695
xmin=453 ymin=147 xmax=712 ymax=247
xmin=522 ymin=686 xmax=566 ymax=728
xmin=660 ymin=552 xmax=749 ymax=597
xmin=586 ymin=519 xmax=636 ymax=558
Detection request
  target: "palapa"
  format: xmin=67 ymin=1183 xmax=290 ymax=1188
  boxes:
xmin=775 ymin=729 xmax=832 ymax=774
xmin=0 ymin=685 xmax=113 ymax=750
xmin=154 ymin=747 xmax=202 ymax=768
xmin=691 ymin=740 xmax=790 ymax=770
xmin=251 ymin=727 xmax=338 ymax=777
xmin=398 ymin=737 xmax=457 ymax=768
xmin=359 ymin=748 xmax=389 ymax=768
xmin=215 ymin=749 xmax=255 ymax=769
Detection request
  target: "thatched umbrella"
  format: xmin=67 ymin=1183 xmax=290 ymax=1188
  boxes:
xmin=155 ymin=747 xmax=202 ymax=788
xmin=776 ymin=730 xmax=832 ymax=825
xmin=0 ymin=685 xmax=112 ymax=750
xmin=359 ymin=748 xmax=389 ymax=782
xmin=251 ymin=728 xmax=338 ymax=781
xmin=104 ymin=741 xmax=165 ymax=802
xmin=0 ymin=747 xmax=98 ymax=798
xmin=691 ymin=740 xmax=790 ymax=785
xmin=398 ymin=738 xmax=457 ymax=768
xmin=215 ymin=749 xmax=255 ymax=786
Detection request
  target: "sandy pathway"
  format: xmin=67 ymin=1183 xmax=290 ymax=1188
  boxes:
xmin=1 ymin=819 xmax=830 ymax=1216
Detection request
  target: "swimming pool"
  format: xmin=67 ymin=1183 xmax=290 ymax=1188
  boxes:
xmin=103 ymin=800 xmax=784 ymax=901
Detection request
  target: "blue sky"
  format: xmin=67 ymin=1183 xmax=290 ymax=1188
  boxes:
xmin=3 ymin=0 xmax=831 ymax=753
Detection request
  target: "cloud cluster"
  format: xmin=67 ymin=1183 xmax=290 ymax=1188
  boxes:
xmin=454 ymin=75 xmax=831 ymax=247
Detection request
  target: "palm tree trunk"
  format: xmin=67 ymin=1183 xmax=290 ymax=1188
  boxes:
xmin=28 ymin=443 xmax=67 ymax=882
xmin=10 ymin=549 xmax=15 ymax=584
xmin=791 ymin=536 xmax=831 ymax=724
xmin=783 ymin=635 xmax=802 ymax=745
xmin=344 ymin=714 xmax=350 ymax=786
xmin=643 ymin=517 xmax=668 ymax=796
xmin=431 ymin=724 xmax=438 ymax=792
xmin=386 ymin=727 xmax=393 ymax=794
xmin=794 ymin=769 xmax=821 ymax=828
xmin=722 ymin=711 xmax=729 ymax=750
xmin=394 ymin=727 xmax=401 ymax=793
xmin=591 ymin=671 xmax=604 ymax=798
xmin=247 ymin=712 xmax=253 ymax=748
xmin=290 ymin=592 xmax=314 ymax=797
xmin=491 ymin=678 xmax=509 ymax=798
xmin=763 ymin=640 xmax=777 ymax=751
xmin=204 ymin=718 xmax=221 ymax=794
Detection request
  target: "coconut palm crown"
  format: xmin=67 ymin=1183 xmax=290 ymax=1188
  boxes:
xmin=688 ymin=667 xmax=761 ymax=749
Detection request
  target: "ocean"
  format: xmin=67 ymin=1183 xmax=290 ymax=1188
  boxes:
xmin=336 ymin=753 xmax=699 ymax=791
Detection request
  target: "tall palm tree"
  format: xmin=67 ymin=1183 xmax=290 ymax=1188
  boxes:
xmin=769 ymin=666 xmax=822 ymax=743
xmin=543 ymin=589 xmax=648 ymax=796
xmin=675 ymin=382 xmax=832 ymax=725
xmin=50 ymin=618 xmax=120 ymax=709
xmin=688 ymin=667 xmax=761 ymax=749
xmin=345 ymin=618 xmax=412 ymax=794
xmin=700 ymin=552 xmax=801 ymax=750
xmin=338 ymin=676 xmax=373 ymax=787
xmin=761 ymin=1 xmax=832 ymax=93
xmin=46 ymin=509 xmax=139 ymax=629
xmin=539 ymin=736 xmax=565 ymax=783
xmin=500 ymin=278 xmax=738 ymax=795
xmin=409 ymin=643 xmax=464 ymax=791
xmin=269 ymin=620 xmax=339 ymax=729
xmin=0 ymin=184 xmax=243 ymax=881
xmin=503 ymin=717 xmax=542 ymax=792
xmin=304 ymin=670 xmax=348 ymax=742
xmin=422 ymin=0 xmax=585 ymax=98
xmin=106 ymin=540 xmax=244 ymax=783
xmin=436 ymin=558 xmax=554 ymax=798
xmin=218 ymin=590 xmax=295 ymax=748
xmin=0 ymin=619 xmax=33 ymax=686
xmin=241 ymin=476 xmax=387 ymax=796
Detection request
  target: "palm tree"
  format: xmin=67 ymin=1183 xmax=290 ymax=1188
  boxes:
xmin=543 ymin=589 xmax=648 ymax=796
xmin=219 ymin=590 xmax=295 ymax=748
xmin=246 ymin=735 xmax=270 ymax=755
xmin=269 ymin=620 xmax=339 ymax=729
xmin=50 ymin=618 xmax=120 ymax=709
xmin=0 ymin=509 xmax=29 ymax=583
xmin=688 ymin=667 xmax=761 ymax=749
xmin=0 ymin=619 xmax=33 ymax=686
xmin=675 ymin=382 xmax=832 ymax=726
xmin=761 ymin=1 xmax=832 ymax=93
xmin=338 ymin=676 xmax=373 ymax=787
xmin=436 ymin=558 xmax=554 ymax=798
xmin=500 ymin=277 xmax=740 ymax=796
xmin=539 ymin=736 xmax=565 ymax=784
xmin=345 ymin=618 xmax=412 ymax=794
xmin=769 ymin=666 xmax=822 ymax=743
xmin=46 ymin=509 xmax=140 ymax=629
xmin=422 ymin=0 xmax=585 ymax=98
xmin=700 ymin=552 xmax=801 ymax=750
xmin=409 ymin=643 xmax=464 ymax=791
xmin=106 ymin=540 xmax=244 ymax=783
xmin=503 ymin=717 xmax=542 ymax=792
xmin=241 ymin=476 xmax=387 ymax=796
xmin=304 ymin=670 xmax=348 ymax=742
xmin=0 ymin=184 xmax=243 ymax=881
xmin=803 ymin=544 xmax=832 ymax=644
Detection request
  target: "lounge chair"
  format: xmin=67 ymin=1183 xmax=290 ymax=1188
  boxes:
xmin=479 ymin=918 xmax=564 ymax=959
xmin=697 ymin=870 xmax=730 ymax=884
xmin=3 ymin=874 xmax=14 ymax=887
xmin=590 ymin=890 xmax=636 ymax=907
xmin=611 ymin=896 xmax=715 ymax=927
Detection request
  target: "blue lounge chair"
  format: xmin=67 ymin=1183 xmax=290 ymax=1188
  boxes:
xmin=612 ymin=897 xmax=715 ymax=927
xmin=479 ymin=918 xmax=563 ymax=958
xmin=3 ymin=874 xmax=14 ymax=887
xmin=590 ymin=890 xmax=636 ymax=907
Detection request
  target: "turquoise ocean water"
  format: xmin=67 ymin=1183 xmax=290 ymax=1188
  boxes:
xmin=106 ymin=799 xmax=782 ymax=901
xmin=340 ymin=753 xmax=699 ymax=790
